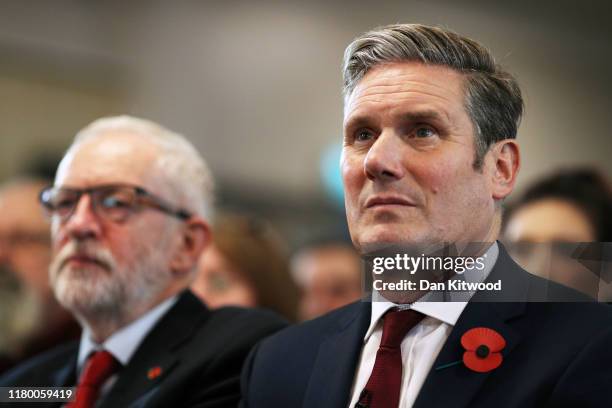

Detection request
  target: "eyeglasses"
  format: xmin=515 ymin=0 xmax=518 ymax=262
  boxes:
xmin=39 ymin=184 xmax=192 ymax=223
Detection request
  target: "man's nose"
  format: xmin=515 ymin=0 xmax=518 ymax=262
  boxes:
xmin=364 ymin=130 xmax=406 ymax=182
xmin=63 ymin=195 xmax=102 ymax=241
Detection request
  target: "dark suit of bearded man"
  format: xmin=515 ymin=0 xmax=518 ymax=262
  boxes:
xmin=2 ymin=290 xmax=285 ymax=408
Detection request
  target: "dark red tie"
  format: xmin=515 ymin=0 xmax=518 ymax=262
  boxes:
xmin=68 ymin=350 xmax=120 ymax=408
xmin=357 ymin=308 xmax=425 ymax=408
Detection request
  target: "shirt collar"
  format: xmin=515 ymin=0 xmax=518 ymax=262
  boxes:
xmin=78 ymin=295 xmax=178 ymax=370
xmin=364 ymin=242 xmax=499 ymax=341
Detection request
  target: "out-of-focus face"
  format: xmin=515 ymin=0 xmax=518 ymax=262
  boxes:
xmin=504 ymin=198 xmax=595 ymax=243
xmin=504 ymin=198 xmax=599 ymax=296
xmin=292 ymin=246 xmax=362 ymax=321
xmin=0 ymin=182 xmax=52 ymax=298
xmin=0 ymin=183 xmax=50 ymax=345
xmin=342 ymin=62 xmax=499 ymax=252
xmin=48 ymin=132 xmax=180 ymax=320
xmin=191 ymin=244 xmax=256 ymax=308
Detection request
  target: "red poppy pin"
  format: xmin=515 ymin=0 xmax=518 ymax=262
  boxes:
xmin=461 ymin=327 xmax=506 ymax=372
xmin=147 ymin=366 xmax=163 ymax=380
xmin=435 ymin=327 xmax=506 ymax=373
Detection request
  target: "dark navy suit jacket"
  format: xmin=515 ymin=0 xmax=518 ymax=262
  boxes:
xmin=0 ymin=290 xmax=286 ymax=408
xmin=241 ymin=246 xmax=612 ymax=408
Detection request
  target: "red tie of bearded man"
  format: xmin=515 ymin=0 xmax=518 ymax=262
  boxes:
xmin=67 ymin=350 xmax=120 ymax=408
xmin=357 ymin=308 xmax=425 ymax=408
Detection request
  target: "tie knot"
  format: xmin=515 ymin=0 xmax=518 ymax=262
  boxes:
xmin=380 ymin=308 xmax=424 ymax=348
xmin=79 ymin=350 xmax=120 ymax=388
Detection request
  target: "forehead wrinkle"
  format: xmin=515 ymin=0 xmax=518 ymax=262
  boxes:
xmin=349 ymin=91 xmax=455 ymax=112
xmin=358 ymin=64 xmax=464 ymax=92
xmin=348 ymin=77 xmax=464 ymax=107
xmin=359 ymin=75 xmax=464 ymax=96
xmin=356 ymin=87 xmax=457 ymax=104
xmin=345 ymin=90 xmax=455 ymax=128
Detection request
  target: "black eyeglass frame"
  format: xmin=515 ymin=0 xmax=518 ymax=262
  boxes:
xmin=39 ymin=184 xmax=192 ymax=223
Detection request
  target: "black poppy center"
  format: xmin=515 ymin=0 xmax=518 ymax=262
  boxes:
xmin=475 ymin=345 xmax=490 ymax=358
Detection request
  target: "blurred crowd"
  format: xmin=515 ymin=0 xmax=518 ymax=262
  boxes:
xmin=0 ymin=138 xmax=610 ymax=376
xmin=502 ymin=168 xmax=612 ymax=300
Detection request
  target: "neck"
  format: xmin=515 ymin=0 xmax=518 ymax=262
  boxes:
xmin=76 ymin=286 xmax=180 ymax=343
xmin=481 ymin=212 xmax=501 ymax=245
xmin=77 ymin=303 xmax=147 ymax=344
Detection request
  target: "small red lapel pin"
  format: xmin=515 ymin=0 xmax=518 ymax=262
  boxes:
xmin=435 ymin=327 xmax=507 ymax=372
xmin=460 ymin=327 xmax=506 ymax=373
xmin=147 ymin=366 xmax=163 ymax=380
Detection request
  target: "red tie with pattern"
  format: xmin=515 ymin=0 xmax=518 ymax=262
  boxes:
xmin=68 ymin=350 xmax=120 ymax=408
xmin=357 ymin=308 xmax=425 ymax=408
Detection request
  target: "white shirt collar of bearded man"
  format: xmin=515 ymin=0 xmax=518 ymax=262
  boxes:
xmin=77 ymin=294 xmax=178 ymax=372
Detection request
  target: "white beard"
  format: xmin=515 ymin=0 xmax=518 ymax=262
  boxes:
xmin=49 ymin=239 xmax=172 ymax=323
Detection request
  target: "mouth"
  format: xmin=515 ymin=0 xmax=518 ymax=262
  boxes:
xmin=365 ymin=195 xmax=417 ymax=209
xmin=63 ymin=254 xmax=108 ymax=270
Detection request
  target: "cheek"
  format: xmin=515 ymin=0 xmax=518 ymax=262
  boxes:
xmin=420 ymin=166 xmax=448 ymax=195
xmin=106 ymin=239 xmax=132 ymax=267
xmin=341 ymin=153 xmax=365 ymax=204
xmin=413 ymin=152 xmax=490 ymax=218
xmin=108 ymin=225 xmax=153 ymax=267
xmin=51 ymin=222 xmax=68 ymax=253
xmin=411 ymin=157 xmax=459 ymax=200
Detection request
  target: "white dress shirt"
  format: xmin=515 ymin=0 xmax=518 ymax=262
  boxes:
xmin=76 ymin=295 xmax=178 ymax=397
xmin=348 ymin=243 xmax=499 ymax=408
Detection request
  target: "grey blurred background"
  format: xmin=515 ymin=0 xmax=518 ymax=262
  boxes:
xmin=1 ymin=0 xmax=610 ymax=246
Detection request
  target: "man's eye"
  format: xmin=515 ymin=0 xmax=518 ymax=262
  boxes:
xmin=102 ymin=196 xmax=130 ymax=209
xmin=355 ymin=129 xmax=375 ymax=142
xmin=414 ymin=126 xmax=436 ymax=138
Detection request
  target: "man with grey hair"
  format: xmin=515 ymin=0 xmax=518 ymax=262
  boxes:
xmin=0 ymin=116 xmax=285 ymax=408
xmin=241 ymin=24 xmax=612 ymax=407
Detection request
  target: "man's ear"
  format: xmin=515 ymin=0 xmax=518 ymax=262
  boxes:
xmin=487 ymin=139 xmax=520 ymax=200
xmin=169 ymin=217 xmax=211 ymax=276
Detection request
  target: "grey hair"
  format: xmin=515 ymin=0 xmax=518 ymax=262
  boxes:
xmin=70 ymin=115 xmax=214 ymax=219
xmin=342 ymin=24 xmax=523 ymax=168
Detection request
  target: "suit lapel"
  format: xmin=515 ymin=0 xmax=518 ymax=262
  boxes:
xmin=413 ymin=301 xmax=524 ymax=408
xmin=34 ymin=343 xmax=78 ymax=408
xmin=302 ymin=301 xmax=371 ymax=408
xmin=50 ymin=348 xmax=78 ymax=388
xmin=99 ymin=291 xmax=209 ymax=408
xmin=414 ymin=244 xmax=530 ymax=408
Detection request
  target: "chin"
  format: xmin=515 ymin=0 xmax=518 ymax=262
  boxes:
xmin=52 ymin=270 xmax=123 ymax=316
xmin=356 ymin=225 xmax=427 ymax=253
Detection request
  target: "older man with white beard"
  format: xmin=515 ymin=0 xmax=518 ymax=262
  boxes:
xmin=0 ymin=116 xmax=285 ymax=408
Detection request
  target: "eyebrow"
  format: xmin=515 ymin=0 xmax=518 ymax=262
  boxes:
xmin=344 ymin=109 xmax=448 ymax=130
xmin=402 ymin=110 xmax=446 ymax=123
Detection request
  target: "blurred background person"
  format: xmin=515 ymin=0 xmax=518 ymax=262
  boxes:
xmin=191 ymin=213 xmax=299 ymax=321
xmin=291 ymin=238 xmax=362 ymax=321
xmin=503 ymin=168 xmax=612 ymax=298
xmin=0 ymin=177 xmax=79 ymax=374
